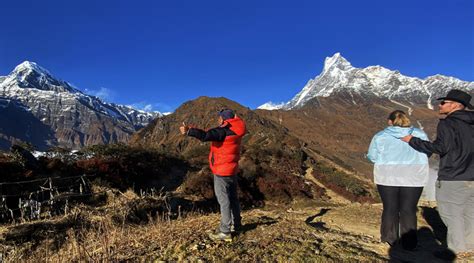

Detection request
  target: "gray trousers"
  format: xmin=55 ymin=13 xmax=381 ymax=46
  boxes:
xmin=436 ymin=180 xmax=474 ymax=253
xmin=214 ymin=175 xmax=241 ymax=234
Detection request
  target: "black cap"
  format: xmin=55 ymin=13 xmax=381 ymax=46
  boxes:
xmin=437 ymin=89 xmax=473 ymax=109
xmin=218 ymin=109 xmax=235 ymax=120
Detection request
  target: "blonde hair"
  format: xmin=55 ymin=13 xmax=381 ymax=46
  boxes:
xmin=388 ymin=110 xmax=411 ymax=127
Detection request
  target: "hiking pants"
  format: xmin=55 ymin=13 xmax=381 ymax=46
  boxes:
xmin=214 ymin=174 xmax=241 ymax=233
xmin=436 ymin=180 xmax=474 ymax=253
xmin=377 ymin=185 xmax=423 ymax=248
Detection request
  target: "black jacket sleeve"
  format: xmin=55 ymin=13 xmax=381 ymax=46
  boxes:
xmin=187 ymin=127 xmax=227 ymax=142
xmin=409 ymin=120 xmax=450 ymax=156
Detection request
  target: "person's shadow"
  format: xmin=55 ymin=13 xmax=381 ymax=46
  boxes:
xmin=305 ymin=208 xmax=331 ymax=231
xmin=232 ymin=215 xmax=278 ymax=237
xmin=388 ymin=206 xmax=456 ymax=262
xmin=421 ymin=206 xmax=447 ymax=247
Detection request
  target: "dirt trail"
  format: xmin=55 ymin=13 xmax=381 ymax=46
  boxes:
xmin=304 ymin=147 xmax=373 ymax=185
xmin=305 ymin=166 xmax=352 ymax=205
xmin=313 ymin=203 xmax=474 ymax=262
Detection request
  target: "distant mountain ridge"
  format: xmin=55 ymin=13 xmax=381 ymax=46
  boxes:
xmin=259 ymin=53 xmax=473 ymax=110
xmin=0 ymin=61 xmax=161 ymax=150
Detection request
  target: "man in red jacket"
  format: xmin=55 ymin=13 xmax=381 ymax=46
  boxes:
xmin=180 ymin=109 xmax=246 ymax=242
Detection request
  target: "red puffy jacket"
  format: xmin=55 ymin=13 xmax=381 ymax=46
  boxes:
xmin=209 ymin=116 xmax=246 ymax=176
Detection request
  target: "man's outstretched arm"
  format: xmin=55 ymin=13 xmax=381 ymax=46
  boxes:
xmin=187 ymin=127 xmax=227 ymax=142
xmin=402 ymin=122 xmax=450 ymax=156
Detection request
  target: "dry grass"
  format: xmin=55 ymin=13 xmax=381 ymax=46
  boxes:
xmin=0 ymin=188 xmax=390 ymax=262
xmin=2 ymin=180 xmax=465 ymax=262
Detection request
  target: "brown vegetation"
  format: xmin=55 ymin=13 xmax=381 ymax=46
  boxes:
xmin=313 ymin=161 xmax=379 ymax=203
xmin=257 ymin=91 xmax=440 ymax=179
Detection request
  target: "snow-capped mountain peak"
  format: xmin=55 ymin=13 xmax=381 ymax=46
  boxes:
xmin=322 ymin=52 xmax=353 ymax=74
xmin=14 ymin=61 xmax=51 ymax=76
xmin=1 ymin=60 xmax=78 ymax=93
xmin=259 ymin=53 xmax=473 ymax=110
xmin=257 ymin=101 xmax=285 ymax=110
xmin=0 ymin=61 xmax=162 ymax=149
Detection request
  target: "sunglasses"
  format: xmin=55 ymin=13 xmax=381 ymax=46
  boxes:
xmin=440 ymin=101 xmax=454 ymax=106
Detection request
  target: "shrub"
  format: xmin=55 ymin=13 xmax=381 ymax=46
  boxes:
xmin=313 ymin=162 xmax=376 ymax=203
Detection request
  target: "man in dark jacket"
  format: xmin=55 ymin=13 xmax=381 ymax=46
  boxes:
xmin=180 ymin=109 xmax=246 ymax=242
xmin=402 ymin=89 xmax=474 ymax=255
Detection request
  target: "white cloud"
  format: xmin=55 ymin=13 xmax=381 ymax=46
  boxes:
xmin=84 ymin=87 xmax=115 ymax=101
xmin=130 ymin=102 xmax=151 ymax=111
xmin=130 ymin=101 xmax=173 ymax=113
xmin=143 ymin=104 xmax=153 ymax=111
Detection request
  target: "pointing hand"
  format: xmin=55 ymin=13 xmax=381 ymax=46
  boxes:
xmin=180 ymin=122 xmax=190 ymax=135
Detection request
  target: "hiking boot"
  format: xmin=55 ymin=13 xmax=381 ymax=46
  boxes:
xmin=208 ymin=231 xmax=232 ymax=242
xmin=433 ymin=249 xmax=456 ymax=261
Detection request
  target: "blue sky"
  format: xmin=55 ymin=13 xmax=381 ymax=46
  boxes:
xmin=0 ymin=0 xmax=472 ymax=112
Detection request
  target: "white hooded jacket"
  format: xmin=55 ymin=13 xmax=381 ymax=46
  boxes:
xmin=368 ymin=126 xmax=430 ymax=187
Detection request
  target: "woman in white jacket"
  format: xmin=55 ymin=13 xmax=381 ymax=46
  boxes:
xmin=368 ymin=110 xmax=430 ymax=250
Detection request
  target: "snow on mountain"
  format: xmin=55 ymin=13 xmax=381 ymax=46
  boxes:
xmin=1 ymin=61 xmax=80 ymax=93
xmin=0 ymin=61 xmax=160 ymax=125
xmin=259 ymin=53 xmax=474 ymax=110
xmin=257 ymin=101 xmax=286 ymax=110
xmin=0 ymin=61 xmax=162 ymax=149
